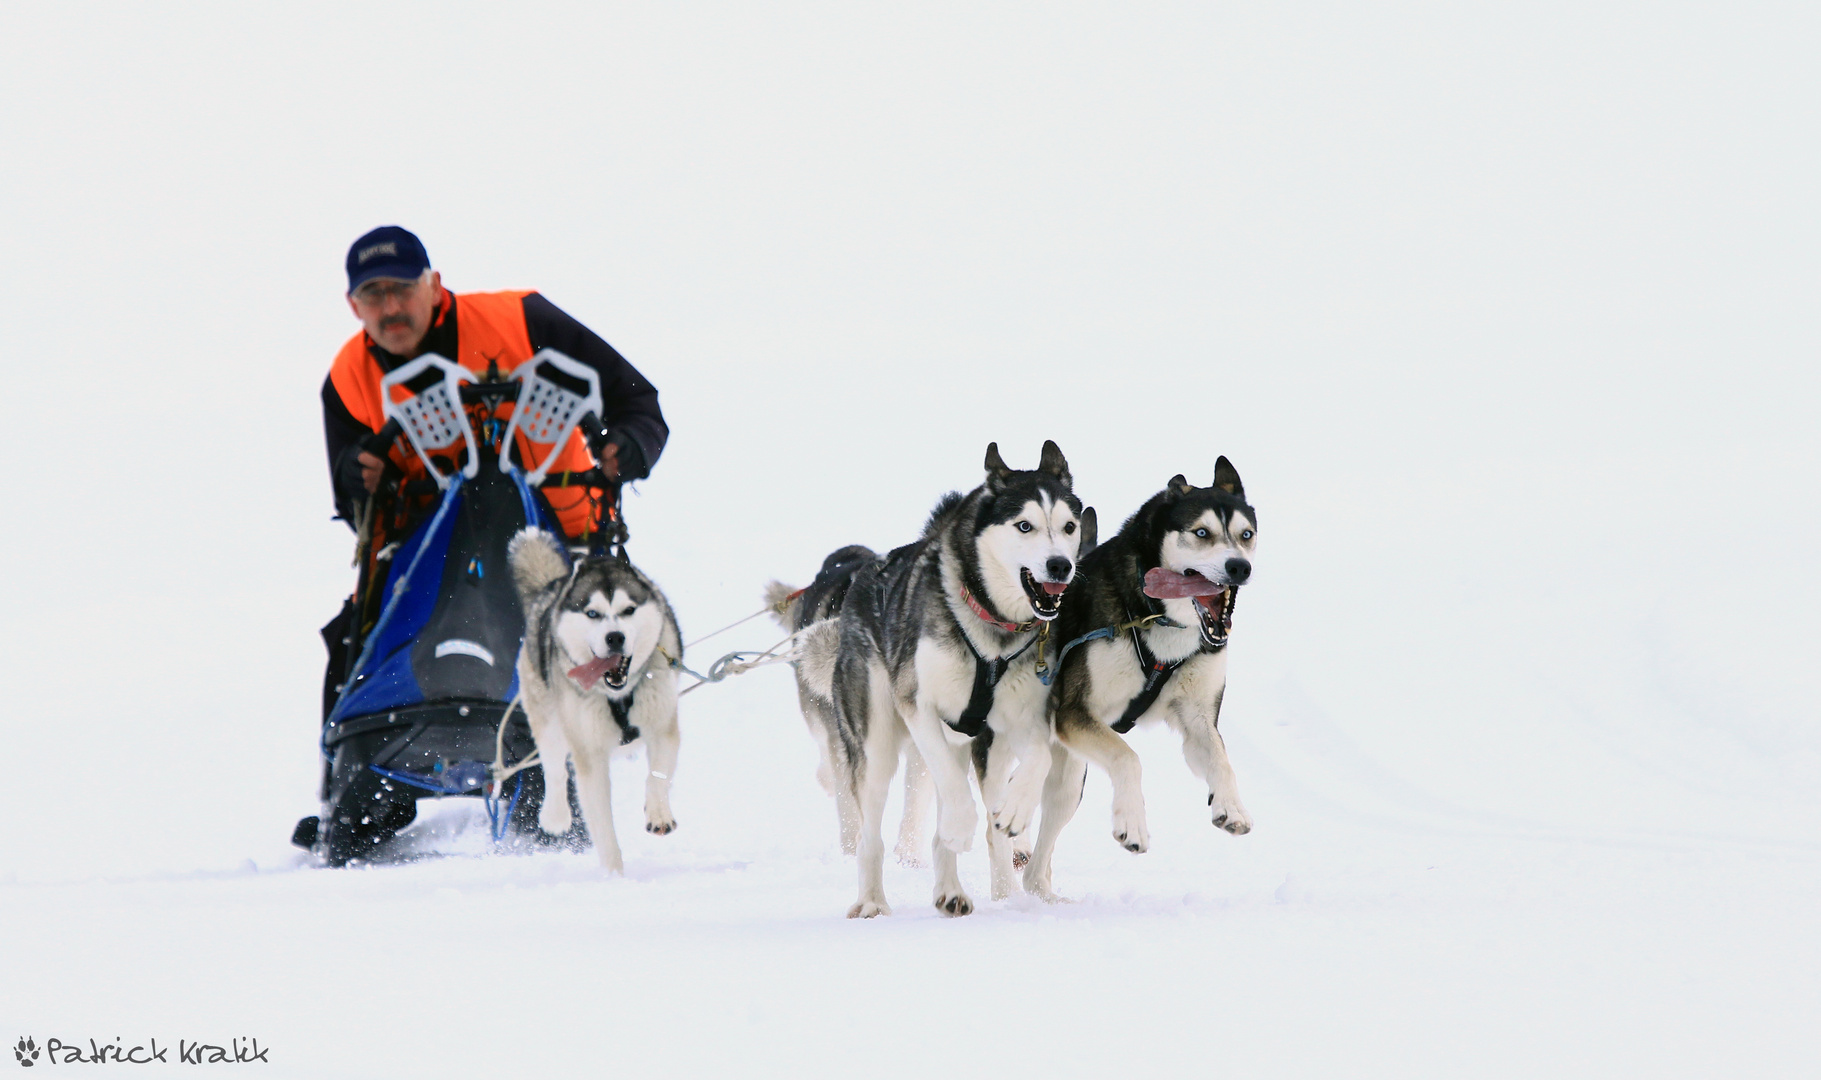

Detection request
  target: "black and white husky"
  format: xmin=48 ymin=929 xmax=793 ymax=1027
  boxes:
xmin=1022 ymin=458 xmax=1257 ymax=899
xmin=507 ymin=529 xmax=683 ymax=872
xmin=790 ymin=442 xmax=1090 ymax=918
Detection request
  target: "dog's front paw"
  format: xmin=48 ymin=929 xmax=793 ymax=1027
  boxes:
xmin=1210 ymin=792 xmax=1252 ymax=835
xmin=933 ymin=887 xmax=975 ymax=917
xmin=1111 ymin=799 xmax=1150 ymax=853
xmin=848 ymin=896 xmax=892 ymax=919
xmin=989 ymin=794 xmax=1037 ymax=839
xmin=538 ymin=800 xmax=573 ymax=836
xmin=645 ymin=807 xmax=677 ymax=835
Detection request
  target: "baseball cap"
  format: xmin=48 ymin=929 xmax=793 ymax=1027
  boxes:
xmin=345 ymin=226 xmax=431 ymax=292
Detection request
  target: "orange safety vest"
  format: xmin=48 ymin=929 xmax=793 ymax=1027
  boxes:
xmin=328 ymin=289 xmax=602 ymax=538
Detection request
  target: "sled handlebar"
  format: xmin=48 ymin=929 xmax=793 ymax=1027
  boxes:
xmin=360 ymin=418 xmax=403 ymax=458
xmin=576 ymin=410 xmax=612 ymax=458
xmin=460 ymin=382 xmax=519 ymax=405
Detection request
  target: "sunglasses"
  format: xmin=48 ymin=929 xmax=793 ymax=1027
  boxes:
xmin=351 ymin=277 xmax=425 ymax=305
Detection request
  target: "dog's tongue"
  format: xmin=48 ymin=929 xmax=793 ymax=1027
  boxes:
xmin=566 ymin=655 xmax=620 ymax=691
xmin=1040 ymin=581 xmax=1068 ymax=595
xmin=1144 ymin=567 xmax=1226 ymax=600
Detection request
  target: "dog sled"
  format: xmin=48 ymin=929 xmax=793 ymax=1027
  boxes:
xmin=294 ymin=352 xmax=624 ymax=865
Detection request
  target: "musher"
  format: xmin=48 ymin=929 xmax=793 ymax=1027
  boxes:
xmin=323 ymin=225 xmax=666 ymax=536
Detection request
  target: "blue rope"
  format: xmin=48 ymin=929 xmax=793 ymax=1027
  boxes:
xmin=367 ymin=763 xmax=477 ymax=796
xmin=321 ymin=476 xmax=467 ymax=760
xmin=485 ymin=773 xmax=525 ymax=842
xmin=1036 ymin=626 xmax=1117 ymax=686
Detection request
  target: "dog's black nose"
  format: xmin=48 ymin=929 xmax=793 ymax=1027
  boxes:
xmin=605 ymin=631 xmax=626 ymax=652
xmin=1224 ymin=558 xmax=1251 ymax=584
xmin=1046 ymin=556 xmax=1072 ymax=582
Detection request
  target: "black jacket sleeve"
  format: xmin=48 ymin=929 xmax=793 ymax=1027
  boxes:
xmin=521 ymin=293 xmax=668 ymax=481
xmin=323 ymin=375 xmax=374 ymax=529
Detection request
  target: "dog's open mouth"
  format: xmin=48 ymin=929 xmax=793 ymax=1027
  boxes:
xmin=1144 ymin=567 xmax=1237 ymax=648
xmin=1020 ymin=567 xmax=1067 ymax=621
xmin=1190 ymin=587 xmax=1236 ymax=648
xmin=567 ymin=653 xmax=633 ymax=692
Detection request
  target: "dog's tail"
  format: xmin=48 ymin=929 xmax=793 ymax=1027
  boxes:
xmin=765 ymin=580 xmax=803 ymax=632
xmin=508 ymin=527 xmax=570 ymax=602
xmin=771 ymin=545 xmax=878 ymax=633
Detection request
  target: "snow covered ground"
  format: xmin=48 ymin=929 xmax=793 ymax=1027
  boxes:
xmin=2 ymin=4 xmax=1817 ymax=1076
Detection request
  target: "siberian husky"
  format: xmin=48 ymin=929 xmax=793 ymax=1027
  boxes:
xmin=508 ymin=528 xmax=683 ymax=872
xmin=791 ymin=442 xmax=1091 ymax=917
xmin=768 ymin=549 xmax=935 ymax=867
xmin=1021 ymin=458 xmax=1257 ymax=899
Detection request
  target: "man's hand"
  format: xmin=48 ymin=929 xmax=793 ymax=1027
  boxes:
xmin=357 ymin=451 xmax=386 ymax=494
xmin=597 ymin=441 xmax=621 ymax=481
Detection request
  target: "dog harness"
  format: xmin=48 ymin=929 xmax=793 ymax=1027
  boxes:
xmin=607 ymin=694 xmax=641 ymax=745
xmin=1109 ymin=611 xmax=1192 ymax=733
xmin=947 ymin=588 xmax=1044 ymax=738
xmin=1107 ymin=591 xmax=1236 ymax=731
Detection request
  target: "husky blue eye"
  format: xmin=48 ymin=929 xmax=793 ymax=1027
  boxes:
xmin=1016 ymin=521 xmax=1033 ymax=533
xmin=1241 ymin=529 xmax=1254 ymax=540
xmin=1195 ymin=528 xmax=1209 ymax=539
xmin=585 ymin=610 xmax=603 ymax=620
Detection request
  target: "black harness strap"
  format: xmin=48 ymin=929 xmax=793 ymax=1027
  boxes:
xmin=1111 ymin=622 xmax=1188 ymax=733
xmin=947 ymin=630 xmax=1041 ymax=739
xmin=608 ymin=693 xmax=641 ymax=745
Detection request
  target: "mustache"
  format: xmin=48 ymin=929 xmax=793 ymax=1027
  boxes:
xmin=378 ymin=314 xmax=414 ymax=330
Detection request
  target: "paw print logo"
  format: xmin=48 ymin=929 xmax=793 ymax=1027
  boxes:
xmin=13 ymin=1037 xmax=38 ymax=1067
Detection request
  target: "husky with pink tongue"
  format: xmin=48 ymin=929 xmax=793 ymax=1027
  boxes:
xmin=508 ymin=529 xmax=683 ymax=872
xmin=1020 ymin=457 xmax=1258 ymax=900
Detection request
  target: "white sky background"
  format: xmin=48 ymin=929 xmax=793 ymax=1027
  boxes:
xmin=0 ymin=2 xmax=1817 ymax=1074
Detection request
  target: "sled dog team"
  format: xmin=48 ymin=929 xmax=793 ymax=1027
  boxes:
xmin=507 ymin=441 xmax=1258 ymax=918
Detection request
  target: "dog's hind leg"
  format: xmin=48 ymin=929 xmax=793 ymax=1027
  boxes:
xmin=849 ymin=731 xmax=897 ymax=919
xmin=1023 ymin=742 xmax=1087 ymax=901
xmin=1055 ymin=704 xmax=1149 ymax=854
xmin=893 ymin=741 xmax=932 ymax=867
xmin=571 ymin=747 xmax=623 ymax=873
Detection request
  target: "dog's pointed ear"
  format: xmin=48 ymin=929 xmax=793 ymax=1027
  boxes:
xmin=1077 ymin=506 xmax=1098 ymax=556
xmin=1037 ymin=440 xmax=1071 ymax=486
xmin=1165 ymin=473 xmax=1192 ymax=500
xmin=1212 ymin=456 xmax=1244 ymax=498
xmin=984 ymin=442 xmax=1012 ymax=487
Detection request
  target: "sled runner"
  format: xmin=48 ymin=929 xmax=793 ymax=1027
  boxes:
xmin=298 ymin=351 xmax=625 ymax=865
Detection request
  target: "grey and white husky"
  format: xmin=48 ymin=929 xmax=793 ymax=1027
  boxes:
xmin=1021 ymin=458 xmax=1257 ymax=899
xmin=769 ymin=549 xmax=949 ymax=868
xmin=788 ymin=442 xmax=1090 ymax=918
xmin=507 ymin=528 xmax=684 ymax=872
